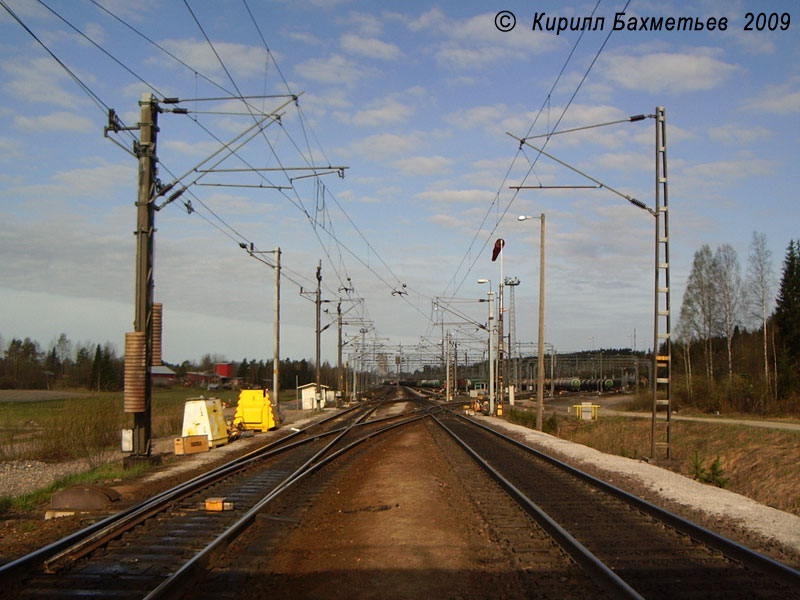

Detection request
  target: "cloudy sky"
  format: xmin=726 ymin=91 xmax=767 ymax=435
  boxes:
xmin=1 ymin=0 xmax=797 ymax=370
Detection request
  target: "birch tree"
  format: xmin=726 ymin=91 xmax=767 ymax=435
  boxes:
xmin=681 ymin=245 xmax=718 ymax=388
xmin=714 ymin=244 xmax=742 ymax=383
xmin=675 ymin=305 xmax=695 ymax=402
xmin=745 ymin=231 xmax=774 ymax=407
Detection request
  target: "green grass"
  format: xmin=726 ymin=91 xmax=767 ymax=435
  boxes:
xmin=0 ymin=387 xmax=241 ymax=464
xmin=508 ymin=408 xmax=559 ymax=435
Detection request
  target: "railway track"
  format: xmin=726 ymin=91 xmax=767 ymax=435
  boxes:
xmin=430 ymin=408 xmax=800 ymax=600
xmin=0 ymin=390 xmax=429 ymax=599
xmin=3 ymin=386 xmax=798 ymax=599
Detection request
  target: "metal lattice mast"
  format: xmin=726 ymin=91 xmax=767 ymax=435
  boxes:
xmin=651 ymin=106 xmax=672 ymax=460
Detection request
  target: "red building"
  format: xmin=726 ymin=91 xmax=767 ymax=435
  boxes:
xmin=215 ymin=363 xmax=235 ymax=378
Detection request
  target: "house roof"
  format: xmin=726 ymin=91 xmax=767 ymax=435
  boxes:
xmin=297 ymin=383 xmax=330 ymax=390
xmin=151 ymin=365 xmax=176 ymax=376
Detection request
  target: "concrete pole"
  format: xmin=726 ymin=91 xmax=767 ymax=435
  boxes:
xmin=315 ymin=260 xmax=322 ymax=410
xmin=454 ymin=340 xmax=458 ymax=395
xmin=132 ymin=93 xmax=157 ymax=457
xmin=446 ymin=330 xmax=451 ymax=401
xmin=498 ymin=249 xmax=504 ymax=408
xmin=352 ymin=348 xmax=358 ymax=400
xmin=273 ymin=247 xmax=280 ymax=419
xmin=337 ymin=301 xmax=343 ymax=406
xmin=536 ymin=214 xmax=546 ymax=431
xmin=488 ymin=291 xmax=496 ymax=415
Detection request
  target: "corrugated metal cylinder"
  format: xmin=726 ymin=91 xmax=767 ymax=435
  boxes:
xmin=152 ymin=302 xmax=163 ymax=366
xmin=124 ymin=331 xmax=147 ymax=413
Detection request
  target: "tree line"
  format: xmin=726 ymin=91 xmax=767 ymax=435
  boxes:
xmin=0 ymin=334 xmax=342 ymax=393
xmin=174 ymin=355 xmax=342 ymax=392
xmin=0 ymin=334 xmax=122 ymax=391
xmin=675 ymin=233 xmax=800 ymax=413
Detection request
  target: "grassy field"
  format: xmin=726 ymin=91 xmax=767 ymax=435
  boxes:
xmin=508 ymin=407 xmax=800 ymax=517
xmin=0 ymin=387 xmax=241 ymax=464
xmin=0 ymin=386 xmax=303 ymax=464
xmin=0 ymin=387 xmax=301 ymax=516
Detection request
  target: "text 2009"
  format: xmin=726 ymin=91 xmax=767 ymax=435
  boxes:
xmin=744 ymin=12 xmax=790 ymax=31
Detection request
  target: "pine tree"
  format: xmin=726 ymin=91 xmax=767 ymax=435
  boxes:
xmin=90 ymin=345 xmax=102 ymax=391
xmin=774 ymin=240 xmax=800 ymax=395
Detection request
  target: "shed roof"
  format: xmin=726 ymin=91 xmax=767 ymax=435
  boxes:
xmin=151 ymin=365 xmax=176 ymax=376
xmin=297 ymin=383 xmax=330 ymax=390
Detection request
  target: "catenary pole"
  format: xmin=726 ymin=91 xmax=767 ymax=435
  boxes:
xmin=337 ymin=301 xmax=343 ymax=406
xmin=315 ymin=260 xmax=322 ymax=410
xmin=536 ymin=214 xmax=546 ymax=431
xmin=273 ymin=246 xmax=281 ymax=420
xmin=132 ymin=93 xmax=157 ymax=457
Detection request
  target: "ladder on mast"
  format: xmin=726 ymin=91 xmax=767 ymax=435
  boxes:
xmin=651 ymin=106 xmax=672 ymax=460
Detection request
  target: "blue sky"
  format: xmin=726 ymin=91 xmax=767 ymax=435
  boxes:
xmin=0 ymin=0 xmax=798 ymax=370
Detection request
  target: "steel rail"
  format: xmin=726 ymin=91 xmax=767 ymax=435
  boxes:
xmin=0 ymin=403 xmax=368 ymax=579
xmin=41 ymin=403 xmax=421 ymax=572
xmin=145 ymin=409 xmax=433 ymax=599
xmin=428 ymin=409 xmax=644 ymax=600
xmin=459 ymin=412 xmax=800 ymax=591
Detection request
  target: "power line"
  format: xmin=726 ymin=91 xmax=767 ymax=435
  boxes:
xmin=442 ymin=0 xmax=628 ymax=302
xmin=0 ymin=0 xmax=116 ymax=123
xmin=37 ymin=0 xmax=165 ymax=99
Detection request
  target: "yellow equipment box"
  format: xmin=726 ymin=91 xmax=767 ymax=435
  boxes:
xmin=573 ymin=402 xmax=600 ymax=421
xmin=181 ymin=397 xmax=229 ymax=447
xmin=205 ymin=497 xmax=234 ymax=511
xmin=174 ymin=435 xmax=209 ymax=455
xmin=233 ymin=389 xmax=277 ymax=432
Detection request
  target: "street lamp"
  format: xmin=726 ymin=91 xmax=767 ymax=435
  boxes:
xmin=478 ymin=279 xmax=496 ymax=415
xmin=518 ymin=214 xmax=546 ymax=431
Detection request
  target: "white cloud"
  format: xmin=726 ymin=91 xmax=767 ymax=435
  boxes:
xmin=13 ymin=111 xmax=94 ymax=133
xmin=163 ymin=139 xmax=229 ymax=158
xmin=679 ymin=156 xmax=776 ymax=189
xmin=728 ymin=29 xmax=777 ymax=55
xmin=295 ymin=53 xmax=371 ymax=86
xmin=406 ymin=9 xmax=560 ymax=70
xmin=0 ymin=137 xmax=23 ymax=161
xmin=196 ymin=193 xmax=278 ymax=217
xmin=344 ymin=11 xmax=385 ymax=36
xmin=591 ymin=151 xmax=651 ymax=174
xmin=286 ymin=31 xmax=325 ymax=46
xmin=601 ymin=51 xmax=740 ymax=93
xmin=743 ymin=77 xmax=800 ymax=115
xmin=1 ymin=57 xmax=88 ymax=106
xmin=10 ymin=160 xmax=136 ymax=200
xmin=428 ymin=213 xmax=465 ymax=229
xmin=158 ymin=39 xmax=269 ymax=79
xmin=707 ymin=125 xmax=774 ymax=145
xmin=83 ymin=22 xmax=107 ymax=45
xmin=351 ymin=97 xmax=414 ymax=126
xmin=0 ymin=0 xmax=51 ymax=23
xmin=446 ymin=103 xmax=510 ymax=129
xmin=340 ymin=33 xmax=400 ymax=60
xmin=350 ymin=132 xmax=423 ymax=160
xmin=415 ymin=188 xmax=493 ymax=205
xmin=392 ymin=156 xmax=454 ymax=176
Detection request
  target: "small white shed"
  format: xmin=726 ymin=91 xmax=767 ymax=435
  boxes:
xmin=298 ymin=383 xmax=335 ymax=409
